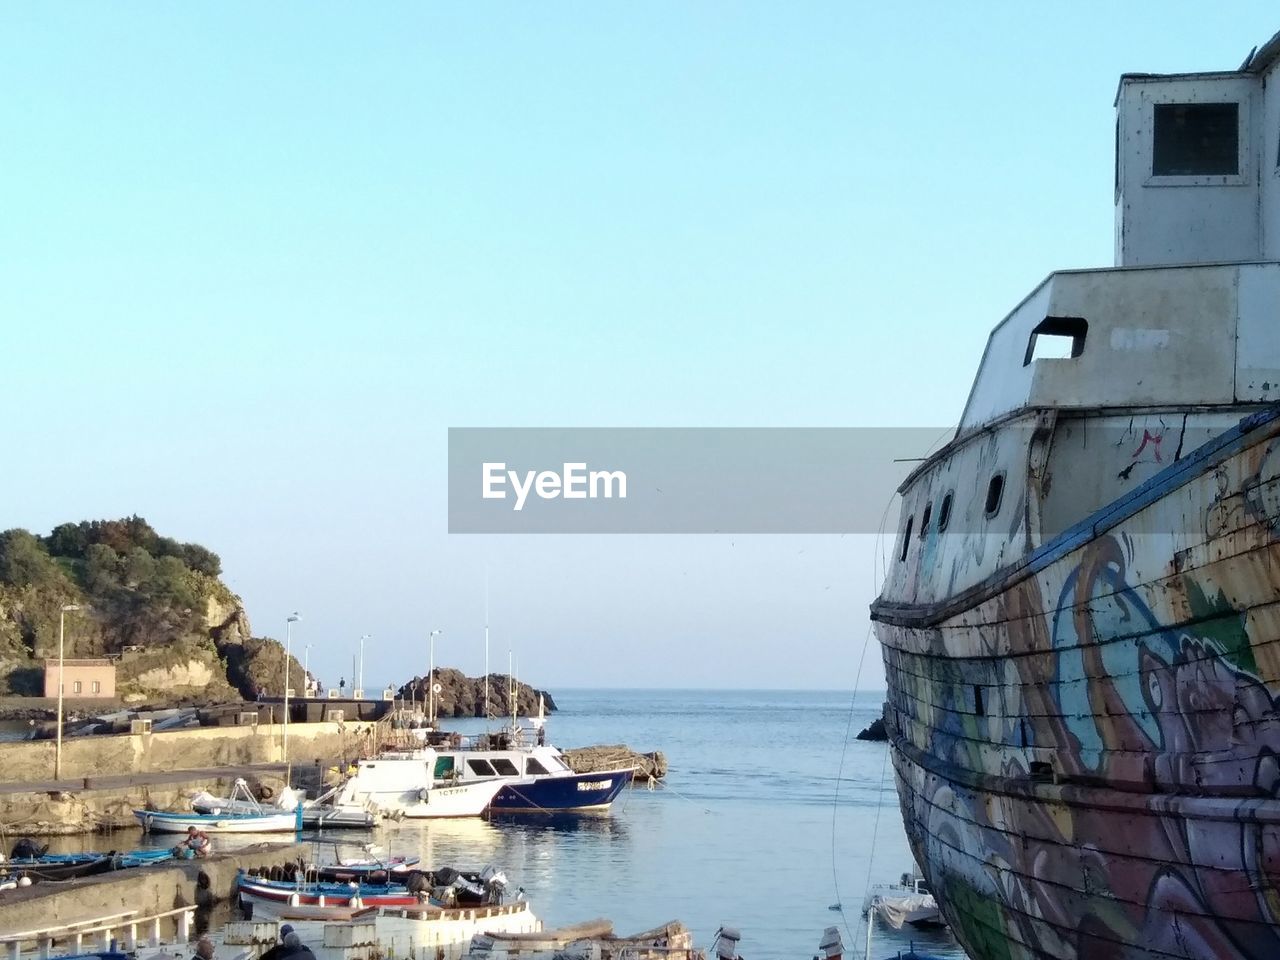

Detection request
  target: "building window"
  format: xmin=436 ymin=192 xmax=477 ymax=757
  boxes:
xmin=1153 ymin=102 xmax=1238 ymax=176
xmin=72 ymin=681 xmax=82 ymax=694
xmin=1024 ymin=317 xmax=1087 ymax=365
xmin=938 ymin=492 xmax=954 ymax=532
xmin=899 ymin=515 xmax=914 ymax=561
xmin=985 ymin=473 xmax=1006 ymax=517
xmin=91 ymin=681 xmax=101 ymax=694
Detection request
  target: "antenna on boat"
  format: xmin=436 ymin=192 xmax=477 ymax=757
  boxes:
xmin=508 ymin=650 xmax=516 ymax=729
xmin=484 ymin=569 xmax=491 ymax=725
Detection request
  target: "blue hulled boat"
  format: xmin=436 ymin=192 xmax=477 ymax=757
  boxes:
xmin=411 ymin=716 xmax=636 ymax=813
xmin=490 ymin=763 xmax=633 ymax=811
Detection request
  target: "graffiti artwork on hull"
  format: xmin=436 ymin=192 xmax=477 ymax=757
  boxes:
xmin=914 ymin=533 xmax=1280 ymax=959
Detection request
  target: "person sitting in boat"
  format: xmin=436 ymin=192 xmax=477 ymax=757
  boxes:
xmin=194 ymin=937 xmax=216 ymax=960
xmin=174 ymin=826 xmax=212 ymax=858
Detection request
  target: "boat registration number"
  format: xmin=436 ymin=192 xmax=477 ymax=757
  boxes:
xmin=577 ymin=779 xmax=612 ymax=791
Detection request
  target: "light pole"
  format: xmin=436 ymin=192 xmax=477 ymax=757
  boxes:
xmin=304 ymin=644 xmax=311 ymax=695
xmin=55 ymin=604 xmax=81 ymax=780
xmin=358 ymin=634 xmax=370 ymax=697
xmin=429 ymin=630 xmax=442 ymax=726
xmin=283 ymin=613 xmax=300 ymax=764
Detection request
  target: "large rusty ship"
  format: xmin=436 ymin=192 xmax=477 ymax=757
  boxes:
xmin=872 ymin=29 xmax=1280 ymax=960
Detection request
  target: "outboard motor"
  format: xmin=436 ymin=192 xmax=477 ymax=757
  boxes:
xmin=405 ymin=870 xmax=431 ymax=895
xmin=480 ymin=865 xmax=509 ymax=903
xmin=712 ymin=926 xmax=742 ymax=960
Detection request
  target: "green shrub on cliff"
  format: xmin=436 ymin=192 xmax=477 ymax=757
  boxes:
xmin=0 ymin=530 xmax=72 ymax=592
xmin=43 ymin=517 xmax=221 ymax=578
xmin=0 ymin=517 xmax=246 ymax=700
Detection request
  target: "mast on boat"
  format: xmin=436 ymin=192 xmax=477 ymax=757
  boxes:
xmin=484 ymin=571 xmax=491 ymax=724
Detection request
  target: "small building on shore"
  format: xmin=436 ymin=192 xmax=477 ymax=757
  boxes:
xmin=43 ymin=659 xmax=116 ymax=698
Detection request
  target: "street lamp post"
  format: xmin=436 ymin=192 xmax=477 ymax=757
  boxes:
xmin=283 ymin=613 xmax=300 ymax=765
xmin=359 ymin=634 xmax=370 ymax=696
xmin=429 ymin=630 xmax=442 ymax=727
xmin=304 ymin=644 xmax=311 ymax=696
xmin=55 ymin=604 xmax=81 ymax=780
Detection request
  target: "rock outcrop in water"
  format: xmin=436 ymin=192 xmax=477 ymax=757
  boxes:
xmin=856 ymin=711 xmax=889 ymax=742
xmin=396 ymin=668 xmax=556 ymax=718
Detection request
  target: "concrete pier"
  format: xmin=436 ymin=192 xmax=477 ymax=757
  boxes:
xmin=0 ymin=765 xmax=291 ymax=835
xmin=0 ymin=842 xmax=305 ymax=934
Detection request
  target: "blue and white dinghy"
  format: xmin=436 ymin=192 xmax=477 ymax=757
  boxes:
xmin=135 ymin=781 xmax=301 ymax=834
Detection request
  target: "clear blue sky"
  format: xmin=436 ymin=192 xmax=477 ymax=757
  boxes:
xmin=2 ymin=5 xmax=1276 ymax=691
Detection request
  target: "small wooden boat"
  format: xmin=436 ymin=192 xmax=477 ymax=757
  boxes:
xmin=0 ymin=853 xmax=119 ymax=882
xmin=117 ymin=848 xmax=177 ymax=868
xmin=466 ymin=919 xmax=698 ymax=960
xmin=134 ymin=808 xmax=300 ymax=833
xmin=309 ymin=856 xmax=420 ymax=883
xmin=235 ymin=871 xmax=432 ymax=915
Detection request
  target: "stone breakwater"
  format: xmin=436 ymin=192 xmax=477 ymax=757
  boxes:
xmin=0 ymin=841 xmax=305 ymax=934
xmin=0 ymin=719 xmax=373 ymax=785
xmin=563 ymin=745 xmax=667 ymax=781
xmin=0 ymin=720 xmax=373 ymax=835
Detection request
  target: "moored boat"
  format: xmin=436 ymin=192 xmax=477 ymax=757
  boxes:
xmin=861 ymin=871 xmax=943 ymax=931
xmin=464 ymin=918 xmax=700 ymax=960
xmin=0 ymin=852 xmax=119 ymax=882
xmin=223 ymin=900 xmax=542 ymax=960
xmin=235 ymin=872 xmax=431 ymax=914
xmin=134 ymin=808 xmax=300 ymax=833
xmin=872 ymin=25 xmax=1280 ymax=960
xmin=407 ymin=712 xmax=635 ymax=812
xmin=328 ymin=749 xmax=503 ymax=818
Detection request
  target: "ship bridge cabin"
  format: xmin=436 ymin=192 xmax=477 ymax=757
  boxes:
xmin=1116 ymin=30 xmax=1280 ymax=267
xmin=882 ymin=29 xmax=1280 ymax=609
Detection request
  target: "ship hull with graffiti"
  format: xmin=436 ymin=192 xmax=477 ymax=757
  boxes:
xmin=872 ymin=258 xmax=1280 ymax=958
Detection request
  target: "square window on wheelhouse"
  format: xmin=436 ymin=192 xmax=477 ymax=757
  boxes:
xmin=1152 ymin=102 xmax=1238 ymax=176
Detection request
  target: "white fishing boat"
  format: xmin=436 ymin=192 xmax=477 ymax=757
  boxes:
xmin=330 ymin=749 xmax=504 ymax=818
xmin=399 ymin=699 xmax=634 ymax=813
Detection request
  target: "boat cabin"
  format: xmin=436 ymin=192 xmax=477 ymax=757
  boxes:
xmin=1116 ymin=29 xmax=1280 ymax=267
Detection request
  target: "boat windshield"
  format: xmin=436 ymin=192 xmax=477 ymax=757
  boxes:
xmin=433 ymin=755 xmax=455 ymax=779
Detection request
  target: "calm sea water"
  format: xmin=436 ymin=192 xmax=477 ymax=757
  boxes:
xmin=39 ymin=689 xmax=966 ymax=960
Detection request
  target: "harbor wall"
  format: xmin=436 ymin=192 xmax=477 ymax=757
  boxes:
xmin=0 ymin=842 xmax=306 ymax=935
xmin=0 ymin=721 xmax=376 ymax=783
xmin=0 ymin=774 xmax=289 ymax=835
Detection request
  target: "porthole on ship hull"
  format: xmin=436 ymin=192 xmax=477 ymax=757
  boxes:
xmin=985 ymin=473 xmax=1005 ymax=517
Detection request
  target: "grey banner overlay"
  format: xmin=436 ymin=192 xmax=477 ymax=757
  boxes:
xmin=448 ymin=428 xmax=943 ymax=533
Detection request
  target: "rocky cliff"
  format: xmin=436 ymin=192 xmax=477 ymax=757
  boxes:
xmin=0 ymin=517 xmax=301 ymax=704
xmin=397 ymin=667 xmax=557 ymax=718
